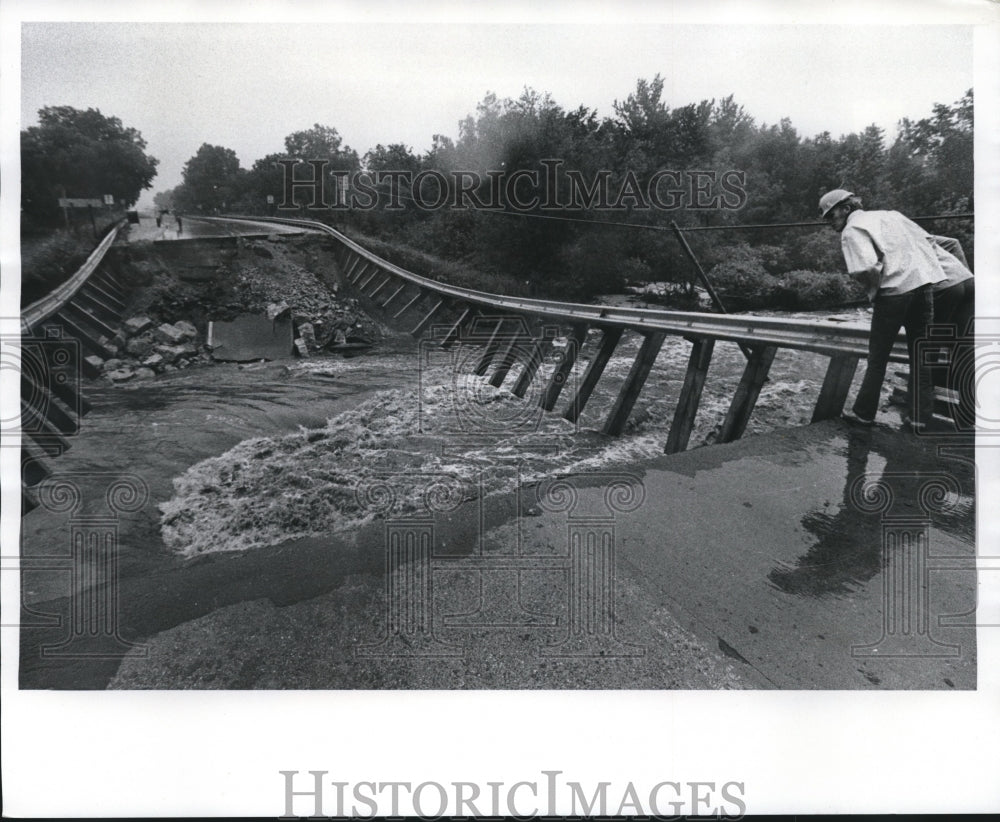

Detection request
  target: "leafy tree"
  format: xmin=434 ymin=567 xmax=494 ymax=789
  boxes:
xmin=283 ymin=124 xmax=359 ymax=170
xmin=21 ymin=105 xmax=158 ymax=224
xmin=153 ymin=188 xmax=177 ymax=212
xmin=175 ymin=144 xmax=243 ymax=213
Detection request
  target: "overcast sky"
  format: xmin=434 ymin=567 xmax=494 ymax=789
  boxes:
xmin=19 ymin=22 xmax=973 ymax=209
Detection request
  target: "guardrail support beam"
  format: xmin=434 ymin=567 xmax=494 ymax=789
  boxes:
xmin=489 ymin=327 xmax=531 ymax=388
xmin=665 ymin=337 xmax=715 ymax=454
xmin=358 ymin=266 xmax=380 ymax=290
xmin=80 ymin=281 xmax=125 ymax=312
xmin=382 ymin=282 xmax=408 ymax=309
xmin=394 ymin=289 xmax=426 ymax=319
xmin=563 ymin=326 xmax=623 ymax=423
xmin=410 ymin=299 xmax=446 ymax=337
xmin=369 ymin=274 xmax=394 ymax=298
xmin=439 ymin=306 xmax=476 ymax=349
xmin=474 ymin=318 xmax=507 ymax=375
xmin=344 ymin=255 xmax=363 ymax=281
xmin=511 ymin=335 xmax=553 ymax=399
xmin=718 ymin=344 xmax=777 ymax=443
xmin=540 ymin=325 xmax=588 ymax=412
xmin=602 ymin=331 xmax=666 ymax=436
xmin=811 ymin=354 xmax=860 ymax=422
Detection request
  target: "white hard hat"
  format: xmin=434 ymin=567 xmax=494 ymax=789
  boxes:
xmin=819 ymin=189 xmax=854 ymax=217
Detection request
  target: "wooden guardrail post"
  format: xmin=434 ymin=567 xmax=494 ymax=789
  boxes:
xmin=563 ymin=326 xmax=623 ymax=423
xmin=539 ymin=324 xmax=588 ymax=411
xmin=439 ymin=305 xmax=476 ymax=349
xmin=358 ymin=266 xmax=380 ymax=290
xmin=344 ymin=255 xmax=364 ymax=281
xmin=410 ymin=298 xmax=446 ymax=337
xmin=811 ymin=355 xmax=860 ymax=422
xmin=489 ymin=320 xmax=533 ymax=388
xmin=394 ymin=289 xmax=426 ymax=320
xmin=369 ymin=273 xmax=394 ymax=298
xmin=511 ymin=332 xmax=554 ymax=399
xmin=718 ymin=345 xmax=777 ymax=443
xmin=602 ymin=330 xmax=667 ymax=436
xmin=474 ymin=317 xmax=508 ymax=375
xmin=665 ymin=337 xmax=715 ymax=454
xmin=381 ymin=282 xmax=408 ymax=309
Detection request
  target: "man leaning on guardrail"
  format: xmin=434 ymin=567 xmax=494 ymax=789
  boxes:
xmin=820 ymin=189 xmax=946 ymax=432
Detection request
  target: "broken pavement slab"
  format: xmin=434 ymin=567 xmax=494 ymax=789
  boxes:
xmin=153 ymin=323 xmax=187 ymax=345
xmin=208 ymin=314 xmax=295 ymax=362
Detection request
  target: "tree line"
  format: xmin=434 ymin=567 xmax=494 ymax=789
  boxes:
xmin=163 ymin=78 xmax=973 ymax=303
xmin=23 ymin=80 xmax=972 ymax=305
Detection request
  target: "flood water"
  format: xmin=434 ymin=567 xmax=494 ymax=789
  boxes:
xmin=153 ymin=305 xmax=890 ymax=558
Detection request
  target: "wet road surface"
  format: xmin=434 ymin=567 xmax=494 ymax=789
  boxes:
xmin=125 ymin=212 xmax=314 ymax=243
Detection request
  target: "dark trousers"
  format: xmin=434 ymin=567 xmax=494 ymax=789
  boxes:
xmin=853 ymin=285 xmax=935 ymax=424
xmin=933 ymin=278 xmax=975 ymax=428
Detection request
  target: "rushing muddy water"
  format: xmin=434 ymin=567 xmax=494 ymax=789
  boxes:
xmin=157 ymin=306 xmax=893 ymax=557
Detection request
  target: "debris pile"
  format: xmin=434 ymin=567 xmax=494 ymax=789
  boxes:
xmin=96 ymin=237 xmax=389 ymax=383
xmin=87 ymin=316 xmax=213 ymax=383
xmin=234 ymin=259 xmax=379 ymax=355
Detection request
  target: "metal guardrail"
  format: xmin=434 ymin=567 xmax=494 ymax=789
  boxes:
xmin=21 ymin=220 xmax=125 ymax=334
xmin=218 ymin=213 xmax=913 ymax=452
xmin=20 ymin=220 xmax=130 ymax=511
xmin=215 ymin=214 xmax=906 ymax=362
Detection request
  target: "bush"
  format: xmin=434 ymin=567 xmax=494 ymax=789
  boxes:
xmin=20 ymin=230 xmax=93 ymax=307
xmin=776 ymin=269 xmax=863 ymax=310
xmin=555 ymin=233 xmax=631 ymax=299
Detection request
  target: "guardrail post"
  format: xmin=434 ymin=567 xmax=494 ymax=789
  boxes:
xmin=602 ymin=331 xmax=666 ymax=436
xmin=346 ymin=257 xmax=367 ymax=282
xmin=563 ymin=326 xmax=623 ymax=423
xmin=353 ymin=261 xmax=374 ymax=285
xmin=665 ymin=336 xmax=715 ymax=454
xmin=439 ymin=305 xmax=476 ymax=349
xmin=489 ymin=321 xmax=532 ymax=388
xmin=368 ymin=273 xmax=394 ymax=298
xmin=511 ymin=333 xmax=553 ymax=399
xmin=811 ymin=354 xmax=860 ymax=422
xmin=473 ymin=318 xmax=508 ymax=375
xmin=381 ymin=282 xmax=408 ymax=309
xmin=344 ymin=255 xmax=363 ymax=281
xmin=410 ymin=298 xmax=446 ymax=337
xmin=718 ymin=344 xmax=777 ymax=443
xmin=394 ymin=289 xmax=426 ymax=320
xmin=358 ymin=266 xmax=380 ymax=291
xmin=539 ymin=324 xmax=588 ymax=411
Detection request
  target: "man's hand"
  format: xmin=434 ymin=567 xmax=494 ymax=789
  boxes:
xmin=851 ymin=263 xmax=882 ymax=302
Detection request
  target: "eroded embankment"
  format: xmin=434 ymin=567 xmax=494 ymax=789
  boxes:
xmin=91 ymin=233 xmax=387 ymax=382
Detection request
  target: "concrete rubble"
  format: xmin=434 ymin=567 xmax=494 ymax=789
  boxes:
xmin=100 ymin=316 xmax=213 ymax=384
xmin=94 ymin=236 xmax=387 ymax=384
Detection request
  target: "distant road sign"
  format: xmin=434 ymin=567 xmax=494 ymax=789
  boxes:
xmin=58 ymin=197 xmax=104 ymax=208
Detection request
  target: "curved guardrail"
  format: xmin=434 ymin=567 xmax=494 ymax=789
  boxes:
xmin=219 ymin=214 xmax=917 ymax=452
xmin=215 ymin=214 xmax=904 ymax=360
xmin=21 ymin=221 xmax=125 ymax=333
xmin=20 ymin=220 xmax=130 ymax=511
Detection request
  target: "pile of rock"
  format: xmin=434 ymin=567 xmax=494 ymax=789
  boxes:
xmin=236 ymin=262 xmax=381 ymax=350
xmin=86 ymin=315 xmax=213 ymax=383
xmin=265 ymin=299 xmax=373 ymax=358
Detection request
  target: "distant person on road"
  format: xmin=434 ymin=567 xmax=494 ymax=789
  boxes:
xmin=820 ymin=189 xmax=946 ymax=431
xmin=176 ymin=214 xmax=183 ymax=235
